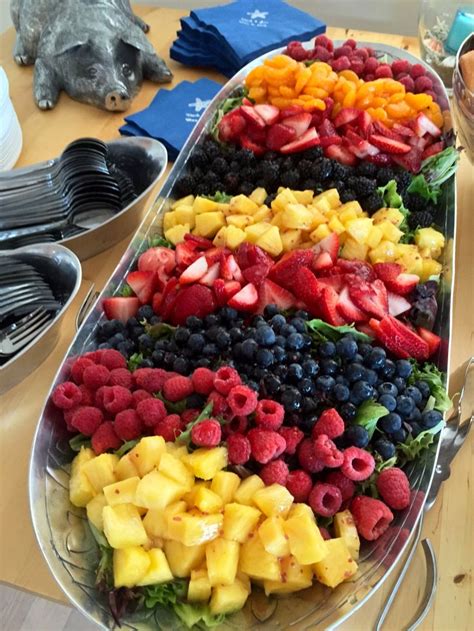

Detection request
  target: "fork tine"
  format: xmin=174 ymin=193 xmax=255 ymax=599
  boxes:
xmin=9 ymin=315 xmax=52 ymax=350
xmin=0 ymin=308 xmax=43 ymax=337
xmin=9 ymin=310 xmax=49 ymax=341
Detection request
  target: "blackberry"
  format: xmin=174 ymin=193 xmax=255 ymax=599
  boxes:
xmin=263 ymin=150 xmax=279 ymax=161
xmin=405 ymin=192 xmax=428 ymax=213
xmin=229 ymin=159 xmax=240 ymax=171
xmin=408 ymin=210 xmax=434 ymax=229
xmin=362 ymin=191 xmax=384 ymax=214
xmin=340 ymin=189 xmax=357 ymax=203
xmin=302 ymin=178 xmax=318 ymax=190
xmin=212 ymin=156 xmax=228 ymax=174
xmin=396 ymin=169 xmax=411 ymax=193
xmin=174 ymin=174 xmax=196 ymax=197
xmin=203 ymin=139 xmax=220 ymax=159
xmin=329 ymin=179 xmax=345 ymax=192
xmin=238 ymin=181 xmax=254 ymax=196
xmin=224 ymin=172 xmax=240 ymax=193
xmin=297 ymin=159 xmax=314 ymax=180
xmin=352 ymin=176 xmax=377 ymax=197
xmin=264 ymin=193 xmax=277 ymax=206
xmin=376 ymin=167 xmax=396 ymax=185
xmin=240 ymin=167 xmax=255 ymax=181
xmin=332 ymin=162 xmax=353 ymax=181
xmin=281 ymin=156 xmax=294 ymax=172
xmin=356 ymin=161 xmax=377 ymax=177
xmin=312 ymin=158 xmax=333 ymax=181
xmin=236 ymin=148 xmax=255 ymax=166
xmin=302 ymin=146 xmax=324 ymax=160
xmin=281 ymin=169 xmax=300 ymax=188
xmin=190 ymin=148 xmax=207 ymax=169
xmin=195 ymin=183 xmax=209 ymax=196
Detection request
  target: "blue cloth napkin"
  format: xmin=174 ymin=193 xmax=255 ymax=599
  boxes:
xmin=119 ymin=78 xmax=222 ymax=160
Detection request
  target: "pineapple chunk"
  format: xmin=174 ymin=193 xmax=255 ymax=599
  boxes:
xmin=339 ymin=206 xmax=358 ymax=224
xmin=378 ymin=220 xmax=403 ymax=243
xmin=258 ymin=516 xmax=290 ymax=557
xmin=256 ymin=225 xmax=283 ymax=257
xmin=264 ymin=555 xmax=313 ymax=595
xmin=233 ymin=475 xmax=264 ymax=506
xmin=183 ymin=447 xmax=228 ymax=480
xmin=225 ymin=225 xmax=247 ymax=249
xmin=69 ymin=447 xmax=96 ymax=507
xmin=193 ymin=487 xmax=223 ymax=513
xmin=284 ymin=512 xmax=326 ymax=565
xmin=165 ymin=224 xmax=190 ymax=246
xmin=223 ymin=503 xmax=261 ymax=543
xmin=163 ymin=210 xmax=179 ymax=231
xmin=253 ymin=483 xmax=293 ymax=518
xmin=288 ymin=503 xmax=315 ymax=521
xmin=395 ymin=244 xmax=423 ymax=275
xmin=310 ymin=223 xmax=331 ymax=242
xmin=226 ymin=214 xmax=253 ymax=229
xmin=86 ymin=493 xmax=107 ymax=531
xmin=213 ymin=226 xmax=228 ymax=247
xmin=328 ymin=215 xmax=346 ymax=235
xmin=271 ymin=189 xmax=298 ymax=213
xmin=308 ymin=207 xmax=329 ymax=227
xmin=341 ymin=237 xmax=369 ymax=261
xmin=209 ymin=580 xmax=250 ymax=615
xmin=183 ymin=481 xmax=210 ymax=506
xmin=345 ymin=218 xmax=373 ymax=244
xmin=143 ymin=501 xmax=187 ymax=538
xmin=188 ymin=568 xmax=212 ymax=601
xmin=334 ymin=510 xmax=360 ymax=560
xmin=245 ymin=223 xmax=271 ymax=244
xmin=372 ymin=207 xmax=404 ymax=226
xmin=206 ymin=538 xmax=240 ymax=586
xmin=137 ymin=548 xmax=173 ymax=586
xmin=135 ymin=470 xmax=187 ymax=509
xmin=313 ymin=538 xmax=358 ymax=588
xmin=158 ymin=452 xmax=194 ymax=489
xmin=115 ymin=454 xmax=139 ymax=481
xmin=173 ymin=205 xmax=195 ymax=227
xmin=311 ymin=197 xmax=332 ymax=215
xmin=166 ymin=512 xmax=223 ymax=546
xmin=293 ymin=189 xmax=314 ymax=205
xmin=249 ymin=187 xmax=268 ymax=206
xmin=113 ymin=547 xmax=150 ymax=587
xmin=82 ymin=453 xmax=118 ymax=493
xmin=164 ymin=540 xmax=206 ymax=577
xmin=415 ymin=227 xmax=445 ymax=256
xmin=194 ymin=212 xmax=225 ymax=238
xmin=313 ymin=188 xmax=340 ymax=209
xmin=172 ymin=194 xmax=194 ymax=209
xmin=281 ymin=229 xmax=303 ymax=252
xmin=128 ymin=436 xmax=166 ymax=477
xmin=420 ymin=257 xmax=442 ymax=281
xmin=252 ymin=206 xmax=272 ymax=223
xmin=368 ymin=239 xmax=398 ymax=263
xmin=193 ymin=197 xmax=219 ymax=214
xmin=210 ymin=471 xmax=240 ymax=504
xmin=103 ymin=477 xmax=140 ymax=506
xmin=229 ymin=194 xmax=259 ymax=215
xmin=165 ymin=442 xmax=188 ymax=458
xmin=103 ymin=504 xmax=148 ymax=548
xmin=239 ymin=534 xmax=280 ymax=581
xmin=281 ymin=204 xmax=314 ymax=230
xmin=366 ymin=225 xmax=384 ymax=249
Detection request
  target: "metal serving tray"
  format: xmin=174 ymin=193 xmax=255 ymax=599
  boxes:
xmin=29 ymin=42 xmax=456 ymax=630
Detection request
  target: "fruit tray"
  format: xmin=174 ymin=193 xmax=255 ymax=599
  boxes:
xmin=29 ymin=41 xmax=456 ymax=630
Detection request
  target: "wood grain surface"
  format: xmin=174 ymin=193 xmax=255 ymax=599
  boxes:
xmin=0 ymin=6 xmax=472 ymax=630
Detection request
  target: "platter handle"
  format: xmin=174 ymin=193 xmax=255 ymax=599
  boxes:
xmin=75 ymin=284 xmax=100 ymax=331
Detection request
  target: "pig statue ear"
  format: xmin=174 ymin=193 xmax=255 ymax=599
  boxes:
xmin=119 ymin=28 xmax=154 ymax=54
xmin=52 ymin=31 xmax=89 ymax=56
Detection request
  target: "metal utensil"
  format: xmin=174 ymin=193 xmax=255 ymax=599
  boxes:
xmin=0 ymin=308 xmax=52 ymax=356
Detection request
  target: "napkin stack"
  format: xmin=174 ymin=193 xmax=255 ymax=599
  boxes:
xmin=120 ymin=78 xmax=222 ymax=160
xmin=0 ymin=67 xmax=22 ymax=171
xmin=170 ymin=0 xmax=326 ymax=77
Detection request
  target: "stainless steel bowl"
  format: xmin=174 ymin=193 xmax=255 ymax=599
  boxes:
xmin=0 ymin=243 xmax=81 ymax=394
xmin=453 ymin=33 xmax=474 ymax=163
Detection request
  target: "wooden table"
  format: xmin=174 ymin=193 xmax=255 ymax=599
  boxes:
xmin=0 ymin=6 xmax=472 ymax=630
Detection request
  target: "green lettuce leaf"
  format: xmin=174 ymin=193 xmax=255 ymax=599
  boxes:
xmin=397 ymin=419 xmax=444 ymax=461
xmin=377 ymin=179 xmax=413 ymax=242
xmin=115 ymin=439 xmax=139 ymax=458
xmin=409 ymin=362 xmax=451 ymax=412
xmin=128 ymin=352 xmax=144 ymax=371
xmin=177 ymin=401 xmax=214 ymax=446
xmin=174 ymin=603 xmax=226 ymax=629
xmin=407 ymin=146 xmax=460 ymax=203
xmin=149 ymin=234 xmax=174 ymax=249
xmin=155 ymin=392 xmax=188 ymax=415
xmin=203 ymin=191 xmax=232 ymax=203
xmin=143 ymin=580 xmax=187 ymax=609
xmin=119 ymin=284 xmax=134 ymax=297
xmin=145 ymin=322 xmax=176 ymax=339
xmin=375 ymin=455 xmax=398 ymax=472
xmin=306 ymin=319 xmax=372 ymax=343
xmin=69 ymin=433 xmax=91 ymax=452
xmin=355 ymin=400 xmax=390 ymax=439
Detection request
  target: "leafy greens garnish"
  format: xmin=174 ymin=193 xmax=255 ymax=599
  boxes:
xmin=69 ymin=433 xmax=91 ymax=452
xmin=354 ymin=400 xmax=390 ymax=439
xmin=409 ymin=361 xmax=451 ymax=412
xmin=119 ymin=284 xmax=134 ymax=297
xmin=203 ymin=191 xmax=232 ymax=203
xmin=377 ymin=179 xmax=413 ymax=242
xmin=210 ymin=87 xmax=250 ymax=140
xmin=127 ymin=352 xmax=144 ymax=371
xmin=178 ymin=401 xmax=214 ymax=446
xmin=155 ymin=392 xmax=188 ymax=415
xmin=115 ymin=439 xmax=139 ymax=457
xmin=397 ymin=420 xmax=445 ymax=461
xmin=407 ymin=146 xmax=461 ymax=203
xmin=149 ymin=234 xmax=174 ymax=249
xmin=145 ymin=322 xmax=176 ymax=339
xmin=306 ymin=319 xmax=372 ymax=343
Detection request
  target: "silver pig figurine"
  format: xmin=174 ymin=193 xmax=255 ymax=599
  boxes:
xmin=10 ymin=0 xmax=173 ymax=111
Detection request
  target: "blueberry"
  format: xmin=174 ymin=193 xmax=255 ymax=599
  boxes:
xmin=262 ymin=374 xmax=281 ymax=395
xmin=288 ymin=363 xmax=304 ymax=382
xmin=319 ymin=341 xmax=336 ymax=357
xmin=167 ymin=340 xmax=179 ymax=353
xmin=203 ymin=343 xmax=218 ymax=357
xmin=274 ymin=365 xmax=288 ymax=381
xmin=187 ymin=392 xmax=205 ymax=408
xmin=130 ymin=326 xmax=144 ymax=341
xmin=335 ymin=375 xmax=349 ymax=386
xmin=220 ymin=307 xmax=238 ymax=322
xmin=345 ymin=363 xmax=364 ymax=382
xmin=98 ymin=342 xmax=112 ymax=350
xmin=321 ymin=359 xmax=339 ymax=375
xmin=294 ymin=309 xmax=309 ymax=320
xmin=163 ymin=352 xmax=176 ymax=368
xmin=118 ymin=340 xmax=135 ymax=355
xmin=255 ymin=325 xmax=276 ymax=347
xmin=415 ymin=380 xmax=431 ymax=399
xmin=141 ymin=358 xmax=154 ymax=368
xmin=138 ymin=334 xmax=154 ymax=351
xmin=407 ymin=407 xmax=422 ymax=422
xmin=380 ymin=359 xmax=396 ymax=379
xmin=151 ymin=350 xmax=164 ymax=364
xmin=256 ymin=348 xmax=274 ymax=367
xmin=379 ymin=412 xmax=402 ymax=433
xmin=110 ymin=332 xmax=126 ymax=345
xmin=286 ymin=333 xmax=304 ymax=351
xmin=298 ymin=378 xmax=316 ymax=396
xmin=175 ymin=327 xmax=190 ymax=345
xmin=274 ymin=335 xmax=286 ymax=348
xmin=195 ymin=358 xmax=211 ymax=368
xmin=229 ymin=327 xmax=243 ymax=342
xmin=374 ymin=438 xmax=396 ymax=459
xmin=396 ymin=359 xmax=413 ymax=379
xmin=409 ymin=422 xmax=422 ymax=437
xmin=137 ymin=305 xmax=154 ymax=321
xmin=149 ymin=314 xmax=160 ymax=324
xmin=366 ymin=347 xmax=387 ymax=370
xmin=340 ymin=402 xmax=357 ymax=421
xmin=290 ymin=317 xmax=306 ymax=333
xmin=247 ymin=380 xmax=260 ymax=392
xmin=264 ymin=303 xmax=280 ymax=318
xmin=365 ymin=369 xmax=378 ymax=386
xmin=336 ymin=336 xmax=358 ymax=360
xmin=344 ymin=425 xmax=369 ymax=448
xmin=316 ymin=375 xmax=336 ymax=391
xmin=204 ymin=313 xmax=220 ymax=328
xmin=270 ymin=314 xmax=286 ymax=332
xmin=358 ymin=343 xmax=372 ymax=358
xmin=350 ymin=380 xmax=374 ymax=404
xmin=302 ymin=359 xmax=319 ymax=377
xmin=281 ymin=323 xmax=297 ymax=337
xmin=379 ymin=394 xmax=397 ymax=412
xmin=241 ymin=338 xmax=258 ymax=360
xmin=393 ymin=377 xmax=406 ymax=392
xmin=396 ymin=395 xmax=415 ymax=417
xmin=302 ymin=334 xmax=312 ymax=349
xmin=273 ymin=345 xmax=287 ymax=363
xmin=173 ymin=357 xmax=190 ymax=375
xmin=302 ymin=398 xmax=319 ymax=415
xmin=186 ymin=316 xmax=203 ymax=331
xmin=391 ymin=427 xmax=407 ymax=443
xmin=421 ymin=409 xmax=443 ymax=428
xmin=378 ymin=382 xmax=398 ymax=397
xmin=405 ymin=385 xmax=422 ymax=405
xmin=253 ymin=367 xmax=267 ymax=382
xmin=126 ymin=317 xmax=139 ymax=329
xmin=188 ymin=333 xmax=205 ymax=353
xmin=155 ymin=339 xmax=167 ymax=351
xmin=281 ymin=387 xmax=302 ymax=412
xmin=99 ymin=319 xmax=124 ymax=339
xmin=299 ymin=412 xmax=318 ymax=432
xmin=216 ymin=330 xmax=231 ymax=349
xmin=286 ymin=351 xmax=302 ymax=364
xmin=334 ymin=383 xmax=350 ymax=402
xmin=252 ymin=315 xmax=266 ymax=327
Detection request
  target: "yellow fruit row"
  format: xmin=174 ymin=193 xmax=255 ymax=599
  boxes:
xmin=163 ymin=188 xmax=444 ymax=280
xmin=70 ymin=438 xmax=359 ymax=614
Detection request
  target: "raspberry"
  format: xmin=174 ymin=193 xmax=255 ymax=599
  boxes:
xmin=214 ymin=366 xmax=241 ymax=396
xmin=364 ymin=73 xmax=375 ymax=81
xmin=286 ymin=470 xmax=312 ymax=502
xmin=52 ymin=382 xmax=82 ymax=409
xmin=64 ymin=406 xmax=82 ymax=431
xmin=344 ymin=38 xmax=357 ymax=49
xmin=70 ymin=357 xmax=94 ymax=384
xmin=207 ymin=391 xmax=229 ymax=417
xmin=191 ymin=419 xmax=222 ymax=447
xmin=341 ymin=447 xmax=375 ymax=481
xmin=260 ymin=459 xmax=289 ymax=486
xmin=181 ymin=409 xmax=200 ymax=425
xmin=286 ymin=40 xmax=308 ymax=61
xmin=364 ymin=57 xmax=379 ymax=74
xmin=228 ymin=385 xmax=258 ymax=417
xmin=298 ymin=438 xmax=325 ymax=473
xmin=136 ymin=398 xmax=167 ymax=427
xmin=398 ymin=75 xmax=415 ymax=92
xmin=334 ymin=45 xmax=352 ymax=59
xmin=350 ymin=495 xmax=394 ymax=540
xmin=350 ymin=59 xmax=365 ymax=75
xmin=314 ymin=34 xmax=333 ymax=52
xmin=99 ymin=349 xmax=127 ymax=370
xmin=391 ymin=59 xmax=410 ymax=75
xmin=313 ymin=434 xmax=344 ymax=468
xmin=255 ymin=399 xmax=284 ymax=430
xmin=136 ymin=368 xmax=169 ymax=393
xmin=331 ymin=56 xmax=351 ymax=72
xmin=353 ymin=47 xmax=369 ymax=61
xmin=247 ymin=428 xmax=286 ymax=464
xmin=133 ymin=367 xmax=154 ymax=386
xmin=78 ymin=385 xmax=94 ymax=406
xmin=103 ymin=385 xmax=133 ymax=415
xmin=109 ymin=368 xmax=133 ymax=389
xmin=227 ymin=433 xmax=251 ymax=465
xmin=375 ymin=64 xmax=393 ymax=79
xmin=95 ymin=385 xmax=108 ymax=409
xmin=132 ymin=389 xmax=152 ymax=407
xmin=319 ymin=527 xmax=331 ymax=540
xmin=311 ymin=45 xmax=331 ymax=62
xmin=376 ymin=467 xmax=410 ymax=510
xmin=278 ymin=426 xmax=304 ymax=455
xmin=311 ymin=408 xmax=345 ymax=439
xmin=70 ymin=406 xmax=103 ymax=436
xmin=114 ymin=409 xmax=142 ymax=441
xmin=224 ymin=415 xmax=248 ymax=436
xmin=410 ymin=63 xmax=426 ymax=79
xmin=91 ymin=421 xmax=121 ymax=454
xmin=163 ymin=376 xmax=194 ymax=402
xmin=192 ymin=367 xmax=216 ymax=395
xmin=414 ymin=76 xmax=433 ymax=93
xmin=82 ymin=350 xmax=101 ymax=363
xmin=309 ymin=483 xmax=342 ymax=517
xmin=325 ymin=471 xmax=355 ymax=503
xmin=154 ymin=414 xmax=182 ymax=442
xmin=82 ymin=364 xmax=110 ymax=390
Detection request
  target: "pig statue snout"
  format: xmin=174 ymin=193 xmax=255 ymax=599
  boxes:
xmin=105 ymin=89 xmax=131 ymax=112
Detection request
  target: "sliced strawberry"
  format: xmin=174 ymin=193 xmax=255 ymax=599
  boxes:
xmin=369 ymin=134 xmax=411 ymax=154
xmin=254 ymin=103 xmax=280 ymax=125
xmin=224 ymin=280 xmax=242 ymax=300
xmin=242 ymin=97 xmax=253 ymax=106
xmin=280 ymin=112 xmax=312 ymax=137
xmin=159 ymin=277 xmax=180 ymax=320
xmin=205 ymin=246 xmax=229 ymax=265
xmin=317 ymin=274 xmax=345 ymax=293
xmin=422 ymin=140 xmax=445 ymax=160
xmin=312 ymin=233 xmax=339 ymax=263
xmin=126 ymin=270 xmax=156 ymax=304
xmin=412 ymin=112 xmax=442 ymax=138
xmin=199 ymin=262 xmax=220 ymax=287
xmin=408 ymin=134 xmax=430 ymax=151
xmin=235 ymin=242 xmax=273 ymax=270
xmin=348 ymin=278 xmax=388 ymax=319
xmin=367 ymin=152 xmax=393 ymax=166
xmin=175 ymin=241 xmax=199 ymax=269
xmin=338 ymin=259 xmax=376 ymax=281
xmin=418 ymin=327 xmax=441 ymax=356
xmin=151 ymin=292 xmax=162 ymax=314
xmin=179 ymin=255 xmax=208 ymax=284
xmin=213 ymin=278 xmax=228 ymax=307
xmin=266 ymin=123 xmax=296 ymax=150
xmin=385 ymin=272 xmax=419 ymax=296
xmin=103 ymin=297 xmax=140 ymax=323
xmin=240 ymin=133 xmax=266 ymax=156
xmin=220 ymin=254 xmax=243 ymax=282
xmin=138 ymin=246 xmax=176 ymax=274
xmin=218 ymin=108 xmax=246 ymax=142
xmin=345 ymin=131 xmax=379 ymax=158
xmin=228 ymin=283 xmax=259 ymax=311
xmin=313 ymin=251 xmax=334 ymax=271
xmin=240 ymin=105 xmax=266 ymax=129
xmin=155 ymin=266 xmax=170 ymax=291
xmin=358 ymin=110 xmax=373 ymax=138
xmin=373 ymin=262 xmax=403 ymax=282
xmin=170 ymin=285 xmax=216 ymax=326
xmin=375 ymin=315 xmax=429 ymax=360
xmin=318 ymin=118 xmax=337 ymax=137
xmin=368 ymin=317 xmax=382 ymax=336
xmin=280 ymin=127 xmax=320 ymax=154
xmin=184 ymin=233 xmax=213 ymax=250
xmin=280 ymin=104 xmax=305 ymax=119
xmin=392 ymin=123 xmax=415 ymax=138
xmin=293 ymin=266 xmax=325 ymax=315
xmin=392 ymin=147 xmax=422 ymax=173
xmin=356 ymin=322 xmax=376 ymax=338
xmin=387 ymin=291 xmax=411 ymax=316
xmin=247 ymin=122 xmax=267 ymax=144
xmin=257 ymin=279 xmax=295 ymax=313
xmin=325 ymin=144 xmax=357 ymax=165
xmin=334 ymin=107 xmax=360 ymax=128
xmin=269 ymin=249 xmax=314 ymax=289
xmin=320 ymin=286 xmax=346 ymax=326
xmin=242 ymin=261 xmax=272 ymax=286
xmin=337 ymin=286 xmax=367 ymax=322
xmin=372 ymin=120 xmax=405 ymax=141
xmin=319 ymin=134 xmax=343 ymax=147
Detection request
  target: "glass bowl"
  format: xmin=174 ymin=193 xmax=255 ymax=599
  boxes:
xmin=452 ymin=33 xmax=474 ymax=162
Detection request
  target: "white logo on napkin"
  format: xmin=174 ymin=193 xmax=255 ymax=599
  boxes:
xmin=186 ymin=97 xmax=211 ymax=122
xmin=239 ymin=9 xmax=269 ymax=27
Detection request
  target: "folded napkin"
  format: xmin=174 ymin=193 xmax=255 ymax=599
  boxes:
xmin=119 ymin=78 xmax=222 ymax=160
xmin=171 ymin=0 xmax=326 ymax=75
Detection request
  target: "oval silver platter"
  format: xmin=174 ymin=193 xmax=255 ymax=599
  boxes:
xmin=29 ymin=41 xmax=456 ymax=630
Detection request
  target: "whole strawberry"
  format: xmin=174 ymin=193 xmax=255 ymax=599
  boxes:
xmin=376 ymin=467 xmax=410 ymax=510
